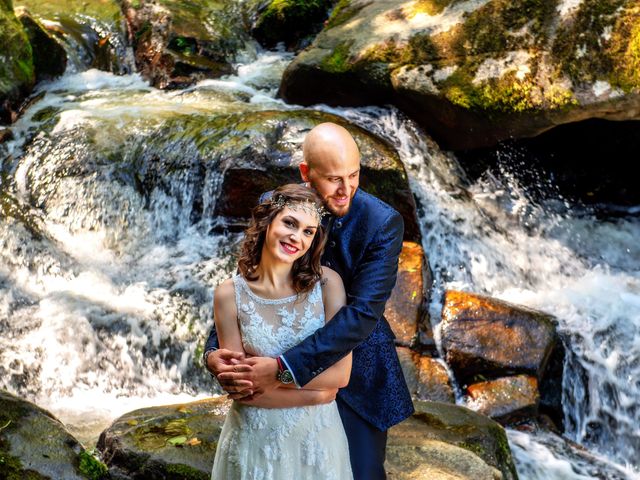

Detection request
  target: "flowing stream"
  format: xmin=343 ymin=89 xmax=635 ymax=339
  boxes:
xmin=1 ymin=17 xmax=639 ymax=479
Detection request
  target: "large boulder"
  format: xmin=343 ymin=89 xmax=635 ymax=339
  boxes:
xmin=208 ymin=109 xmax=421 ymax=242
xmin=121 ymin=0 xmax=253 ymax=88
xmin=0 ymin=389 xmax=107 ymax=480
xmin=98 ymin=397 xmax=518 ymax=479
xmin=0 ymin=0 xmax=34 ymax=123
xmin=440 ymin=290 xmax=558 ymax=386
xmin=279 ymin=0 xmax=640 ymax=150
xmin=97 ymin=397 xmax=228 ymax=479
xmin=387 ymin=400 xmax=519 ymax=480
xmin=15 ymin=7 xmax=66 ymax=81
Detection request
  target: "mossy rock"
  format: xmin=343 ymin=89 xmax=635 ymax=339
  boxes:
xmin=387 ymin=400 xmax=518 ymax=480
xmin=14 ymin=0 xmax=128 ymax=74
xmin=0 ymin=0 xmax=34 ymax=123
xmin=97 ymin=397 xmax=230 ymax=480
xmin=15 ymin=7 xmax=66 ymax=82
xmin=280 ymin=0 xmax=640 ymax=150
xmin=0 ymin=389 xmax=105 ymax=480
xmin=252 ymin=0 xmax=336 ymax=50
xmin=121 ymin=0 xmax=255 ymax=88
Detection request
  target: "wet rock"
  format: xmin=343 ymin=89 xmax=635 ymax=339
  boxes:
xmin=397 ymin=347 xmax=455 ymax=403
xmin=467 ymin=375 xmax=540 ymax=425
xmin=0 ymin=127 xmax=14 ymax=142
xmin=538 ymin=339 xmax=565 ymax=431
xmin=386 ymin=241 xmax=431 ymax=347
xmin=441 ymin=290 xmax=558 ymax=386
xmin=279 ymin=0 xmax=640 ymax=150
xmin=121 ymin=0 xmax=251 ymax=88
xmin=14 ymin=0 xmax=129 ymax=74
xmin=0 ymin=389 xmax=105 ymax=480
xmin=15 ymin=7 xmax=67 ymax=81
xmin=252 ymin=0 xmax=335 ymax=50
xmin=210 ymin=109 xmax=420 ymax=242
xmin=0 ymin=0 xmax=34 ymax=123
xmin=97 ymin=397 xmax=228 ymax=480
xmin=388 ymin=400 xmax=519 ymax=480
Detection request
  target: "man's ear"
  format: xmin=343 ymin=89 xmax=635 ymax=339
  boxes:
xmin=299 ymin=162 xmax=310 ymax=182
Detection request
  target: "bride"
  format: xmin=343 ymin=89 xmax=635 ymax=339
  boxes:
xmin=211 ymin=184 xmax=353 ymax=479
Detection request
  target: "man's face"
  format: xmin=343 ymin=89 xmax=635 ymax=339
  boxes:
xmin=300 ymin=155 xmax=360 ymax=218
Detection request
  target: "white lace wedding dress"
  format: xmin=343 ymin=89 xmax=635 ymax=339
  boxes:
xmin=211 ymin=275 xmax=353 ymax=480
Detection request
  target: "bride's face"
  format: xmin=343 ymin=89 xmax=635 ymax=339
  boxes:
xmin=264 ymin=206 xmax=319 ymax=264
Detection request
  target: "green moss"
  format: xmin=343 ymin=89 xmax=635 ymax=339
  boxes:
xmin=252 ymin=0 xmax=334 ymax=47
xmin=325 ymin=0 xmax=363 ymax=29
xmin=0 ymin=1 xmax=34 ymax=97
xmin=165 ymin=463 xmax=208 ymax=480
xmin=133 ymin=417 xmax=193 ymax=450
xmin=608 ymin=3 xmax=640 ymax=91
xmin=552 ymin=0 xmax=627 ymax=85
xmin=411 ymin=0 xmax=455 ymax=17
xmin=320 ymin=41 xmax=353 ymax=73
xmin=78 ymin=450 xmax=108 ymax=480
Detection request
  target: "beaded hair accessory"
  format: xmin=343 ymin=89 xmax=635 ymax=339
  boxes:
xmin=272 ymin=194 xmax=327 ymax=222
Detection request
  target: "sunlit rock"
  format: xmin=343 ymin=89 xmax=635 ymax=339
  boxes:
xmin=97 ymin=397 xmax=228 ymax=479
xmin=279 ymin=0 xmax=640 ymax=150
xmin=0 ymin=389 xmax=105 ymax=480
xmin=387 ymin=400 xmax=519 ymax=480
xmin=387 ymin=241 xmax=431 ymax=347
xmin=396 ymin=347 xmax=455 ymax=403
xmin=440 ymin=290 xmax=558 ymax=385
xmin=467 ymin=374 xmax=540 ymax=425
xmin=15 ymin=7 xmax=66 ymax=82
xmin=0 ymin=0 xmax=34 ymax=123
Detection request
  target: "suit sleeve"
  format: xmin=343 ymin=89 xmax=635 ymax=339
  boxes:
xmin=282 ymin=211 xmax=404 ymax=387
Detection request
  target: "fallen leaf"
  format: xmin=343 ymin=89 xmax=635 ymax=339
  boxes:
xmin=186 ymin=437 xmax=201 ymax=446
xmin=167 ymin=435 xmax=188 ymax=446
xmin=127 ymin=420 xmax=139 ymax=426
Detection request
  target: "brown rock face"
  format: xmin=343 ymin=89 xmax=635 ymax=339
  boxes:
xmin=441 ymin=290 xmax=557 ymax=385
xmin=121 ymin=0 xmax=249 ymax=89
xmin=467 ymin=375 xmax=540 ymax=425
xmin=397 ymin=347 xmax=455 ymax=403
xmin=386 ymin=241 xmax=431 ymax=347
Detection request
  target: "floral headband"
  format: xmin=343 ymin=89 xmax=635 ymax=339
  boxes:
xmin=271 ymin=194 xmax=328 ymax=222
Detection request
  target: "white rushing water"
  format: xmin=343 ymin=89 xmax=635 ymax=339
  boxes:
xmin=1 ymin=40 xmax=639 ymax=479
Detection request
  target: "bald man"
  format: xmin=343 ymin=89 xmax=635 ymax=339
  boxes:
xmin=204 ymin=123 xmax=413 ymax=479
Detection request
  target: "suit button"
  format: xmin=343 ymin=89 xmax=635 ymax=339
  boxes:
xmin=329 ymin=241 xmax=336 ymax=248
xmin=326 ymin=261 xmax=331 ymax=267
xmin=335 ymin=221 xmax=342 ymax=228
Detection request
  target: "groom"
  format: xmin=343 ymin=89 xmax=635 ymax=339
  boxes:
xmin=204 ymin=122 xmax=413 ymax=479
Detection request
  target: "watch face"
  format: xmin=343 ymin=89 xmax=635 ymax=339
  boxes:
xmin=280 ymin=370 xmax=294 ymax=384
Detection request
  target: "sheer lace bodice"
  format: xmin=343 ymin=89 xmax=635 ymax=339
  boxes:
xmin=211 ymin=275 xmax=353 ymax=480
xmin=233 ymin=274 xmax=325 ymax=358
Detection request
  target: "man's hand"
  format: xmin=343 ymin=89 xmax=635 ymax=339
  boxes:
xmin=207 ymin=349 xmax=254 ymax=397
xmin=217 ymin=356 xmax=280 ymax=400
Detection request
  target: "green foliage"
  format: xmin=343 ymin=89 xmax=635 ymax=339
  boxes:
xmin=165 ymin=462 xmax=209 ymax=480
xmin=78 ymin=450 xmax=108 ymax=480
xmin=325 ymin=0 xmax=364 ymax=28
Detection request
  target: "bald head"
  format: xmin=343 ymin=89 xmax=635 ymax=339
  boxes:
xmin=299 ymin=122 xmax=361 ymax=217
xmin=302 ymin=123 xmax=360 ymax=170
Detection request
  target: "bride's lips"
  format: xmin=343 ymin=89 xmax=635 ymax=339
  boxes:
xmin=280 ymin=242 xmax=299 ymax=254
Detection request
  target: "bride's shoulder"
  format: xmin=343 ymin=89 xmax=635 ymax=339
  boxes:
xmin=214 ymin=277 xmax=236 ymax=304
xmin=320 ymin=267 xmax=344 ymax=292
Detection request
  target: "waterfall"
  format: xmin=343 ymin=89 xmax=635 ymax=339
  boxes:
xmin=1 ymin=20 xmax=639 ymax=477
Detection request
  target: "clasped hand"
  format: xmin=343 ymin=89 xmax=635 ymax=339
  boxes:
xmin=207 ymin=349 xmax=280 ymax=400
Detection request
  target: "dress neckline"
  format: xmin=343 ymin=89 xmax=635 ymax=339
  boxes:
xmin=235 ymin=275 xmax=299 ymax=304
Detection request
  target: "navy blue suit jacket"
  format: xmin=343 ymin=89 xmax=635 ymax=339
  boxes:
xmin=205 ymin=189 xmax=414 ymax=431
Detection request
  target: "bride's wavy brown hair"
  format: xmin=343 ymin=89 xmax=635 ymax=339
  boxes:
xmin=238 ymin=184 xmax=327 ymax=294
